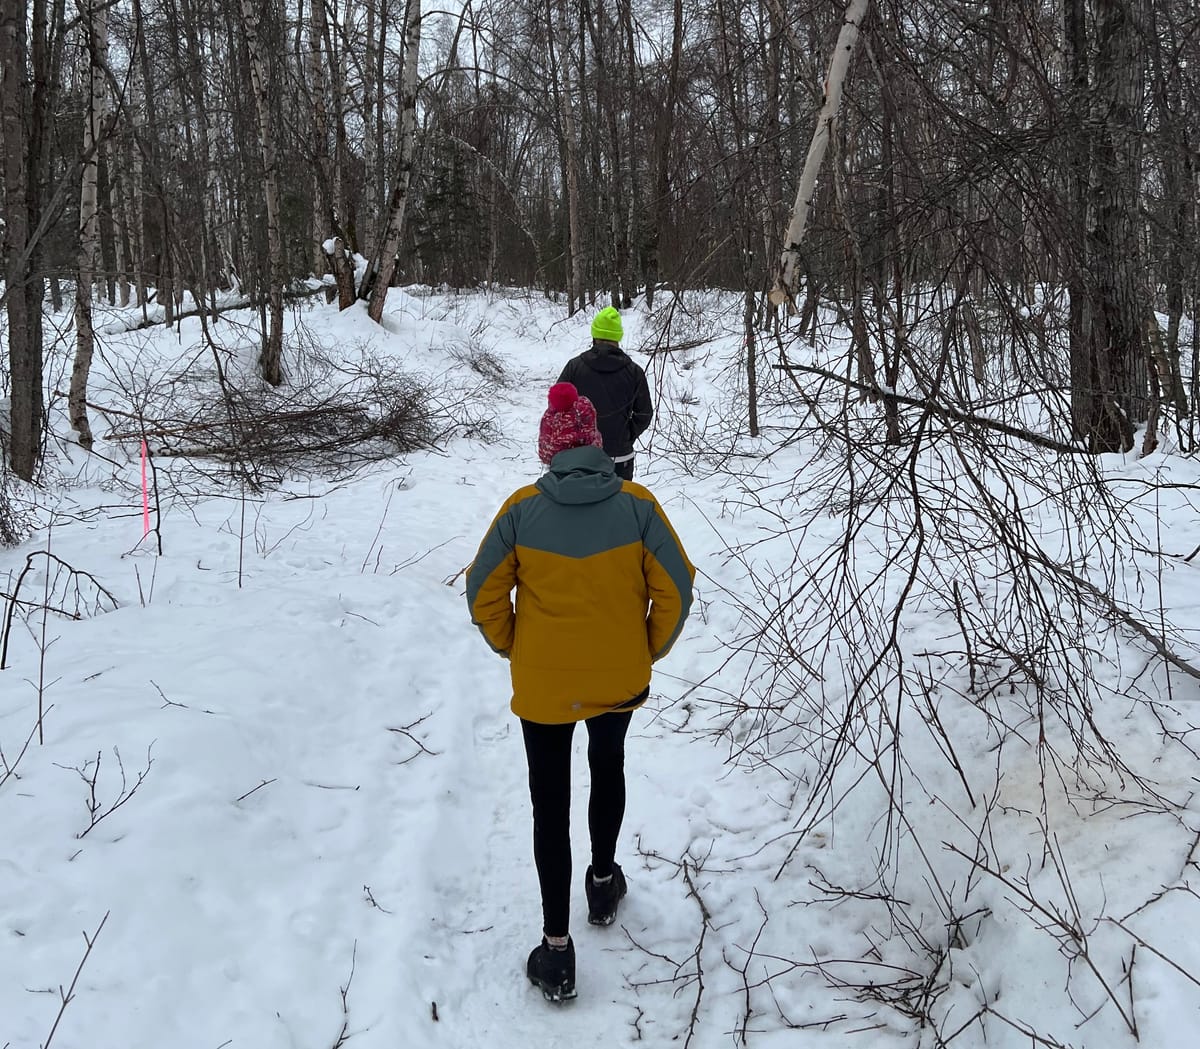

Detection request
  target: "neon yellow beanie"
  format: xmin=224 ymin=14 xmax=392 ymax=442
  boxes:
xmin=590 ymin=306 xmax=623 ymax=343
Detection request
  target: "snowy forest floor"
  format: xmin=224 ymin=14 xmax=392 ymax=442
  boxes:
xmin=2 ymin=287 xmax=1200 ymax=1049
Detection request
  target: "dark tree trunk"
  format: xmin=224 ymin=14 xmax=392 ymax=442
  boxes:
xmin=1 ymin=0 xmax=48 ymax=481
xmin=1068 ymin=0 xmax=1147 ymax=452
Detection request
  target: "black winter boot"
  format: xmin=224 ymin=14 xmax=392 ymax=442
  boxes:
xmin=527 ymin=937 xmax=576 ymax=1002
xmin=585 ymin=863 xmax=627 ymax=926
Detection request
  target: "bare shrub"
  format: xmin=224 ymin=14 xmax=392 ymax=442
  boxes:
xmin=96 ymin=328 xmax=476 ymax=488
xmin=56 ymin=744 xmax=155 ymax=838
xmin=446 ymin=339 xmax=509 ymax=387
xmin=1 ymin=551 xmax=118 ymax=671
xmin=0 ymin=451 xmax=34 ymax=547
xmin=669 ymin=281 xmax=1200 ymax=1044
xmin=0 ymin=395 xmax=35 ymax=545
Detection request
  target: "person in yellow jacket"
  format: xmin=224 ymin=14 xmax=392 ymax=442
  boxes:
xmin=466 ymin=381 xmax=695 ymax=1002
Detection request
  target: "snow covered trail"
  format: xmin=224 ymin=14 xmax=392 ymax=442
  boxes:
xmin=400 ymin=424 xmax=679 ymax=1043
xmin=1 ymin=294 xmax=727 ymax=1048
xmin=25 ymin=287 xmax=1180 ymax=1048
xmin=0 ymin=287 xmax=920 ymax=1049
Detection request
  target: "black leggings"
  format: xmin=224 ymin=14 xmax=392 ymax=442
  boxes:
xmin=520 ymin=710 xmax=634 ymax=938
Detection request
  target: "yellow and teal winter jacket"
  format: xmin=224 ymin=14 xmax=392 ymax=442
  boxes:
xmin=466 ymin=445 xmax=695 ymax=724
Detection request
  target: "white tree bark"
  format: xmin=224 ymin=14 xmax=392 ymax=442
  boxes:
xmin=773 ymin=0 xmax=870 ymax=307
xmin=363 ymin=0 xmax=422 ymax=323
xmin=128 ymin=67 xmax=147 ymax=313
xmin=309 ymin=0 xmax=355 ymax=308
xmin=70 ymin=0 xmax=109 ymax=450
xmin=308 ymin=0 xmax=329 ymax=275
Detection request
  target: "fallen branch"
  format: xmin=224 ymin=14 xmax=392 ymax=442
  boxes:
xmin=386 ymin=714 xmax=441 ymax=764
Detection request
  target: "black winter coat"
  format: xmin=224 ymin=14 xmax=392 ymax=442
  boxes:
xmin=558 ymin=340 xmax=653 ymax=461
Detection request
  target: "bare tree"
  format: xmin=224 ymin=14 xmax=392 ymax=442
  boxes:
xmin=1067 ymin=0 xmax=1149 ymax=452
xmin=1 ymin=0 xmax=61 ymax=481
xmin=240 ymin=0 xmax=284 ymax=385
xmin=644 ymin=0 xmax=684 ymax=309
xmin=548 ymin=0 xmax=583 ymax=313
xmin=309 ymin=0 xmax=356 ymax=308
xmin=362 ymin=0 xmax=422 ymax=323
xmin=70 ymin=0 xmax=111 ymax=451
xmin=1 ymin=1 xmax=35 ymax=478
xmin=773 ymin=0 xmax=869 ymax=309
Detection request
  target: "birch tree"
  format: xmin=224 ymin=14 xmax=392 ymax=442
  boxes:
xmin=131 ymin=0 xmax=174 ymax=324
xmin=1147 ymin=9 xmax=1191 ymax=422
xmin=175 ymin=0 xmax=221 ymax=318
xmin=772 ymin=0 xmax=870 ymax=308
xmin=309 ymin=0 xmax=331 ymax=275
xmin=362 ymin=0 xmax=422 ymax=323
xmin=69 ymin=0 xmax=109 ymax=451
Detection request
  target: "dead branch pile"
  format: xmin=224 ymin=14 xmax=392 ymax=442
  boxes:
xmin=100 ymin=370 xmax=444 ymax=483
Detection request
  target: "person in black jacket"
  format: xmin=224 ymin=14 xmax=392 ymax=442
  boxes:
xmin=557 ymin=307 xmax=653 ymax=480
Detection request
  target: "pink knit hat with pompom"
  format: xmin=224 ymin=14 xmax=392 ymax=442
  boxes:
xmin=538 ymin=382 xmax=604 ymax=464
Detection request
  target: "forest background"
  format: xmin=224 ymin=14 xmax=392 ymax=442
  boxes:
xmin=3 ymin=0 xmax=1199 ymax=480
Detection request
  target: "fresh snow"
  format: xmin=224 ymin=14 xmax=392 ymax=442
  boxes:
xmin=2 ymin=288 xmax=1199 ymax=1048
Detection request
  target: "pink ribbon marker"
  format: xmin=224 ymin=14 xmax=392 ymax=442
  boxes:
xmin=141 ymin=440 xmax=150 ymax=537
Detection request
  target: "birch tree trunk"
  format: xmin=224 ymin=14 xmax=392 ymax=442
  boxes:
xmin=772 ymin=0 xmax=869 ymax=307
xmin=373 ymin=0 xmax=389 ymax=243
xmin=1148 ymin=26 xmax=1190 ymax=420
xmin=240 ymin=0 xmax=284 ymax=385
xmin=132 ymin=0 xmax=174 ymax=326
xmin=127 ymin=10 xmax=147 ymax=313
xmin=363 ymin=0 xmax=421 ymax=323
xmin=618 ymin=0 xmax=641 ymax=302
xmin=70 ymin=0 xmax=109 ymax=450
xmin=178 ymin=0 xmax=219 ymax=319
xmin=328 ymin=17 xmax=353 ymax=253
xmin=309 ymin=0 xmax=355 ymax=308
xmin=309 ymin=0 xmax=329 ymax=275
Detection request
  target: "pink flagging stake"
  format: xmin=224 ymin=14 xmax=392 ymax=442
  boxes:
xmin=141 ymin=440 xmax=150 ymax=537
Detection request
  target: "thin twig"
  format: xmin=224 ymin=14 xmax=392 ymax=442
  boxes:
xmin=42 ymin=911 xmax=110 ymax=1049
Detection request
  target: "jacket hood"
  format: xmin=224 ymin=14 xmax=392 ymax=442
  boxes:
xmin=536 ymin=445 xmax=622 ymax=504
xmin=582 ymin=340 xmax=632 ymax=373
